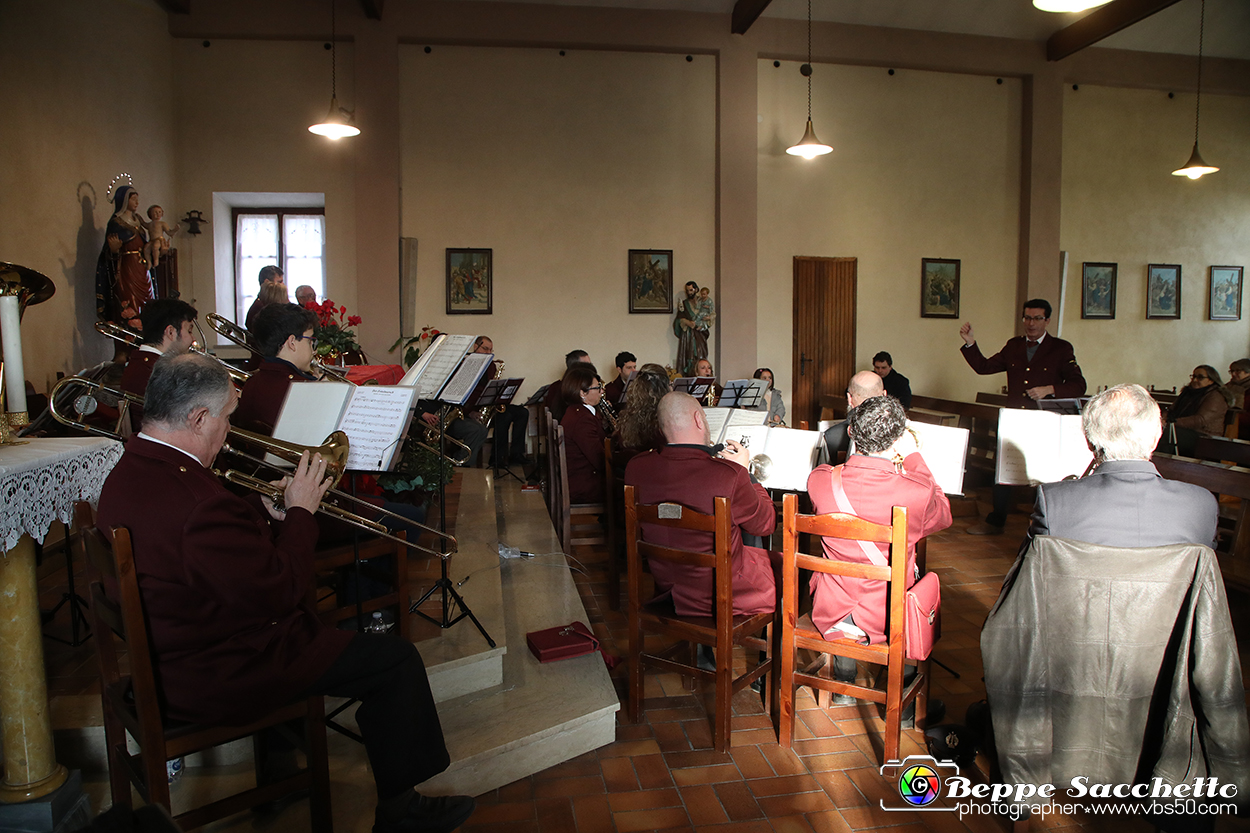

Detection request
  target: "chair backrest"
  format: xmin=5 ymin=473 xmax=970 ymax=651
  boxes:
xmin=603 ymin=436 xmax=617 ymax=535
xmin=77 ymin=501 xmax=167 ymax=752
xmin=623 ymin=484 xmax=732 ymax=619
xmin=551 ymin=422 xmax=570 ymax=545
xmin=781 ymin=492 xmax=909 ymax=642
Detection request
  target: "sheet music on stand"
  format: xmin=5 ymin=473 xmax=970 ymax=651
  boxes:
xmin=271 ymin=381 xmax=418 ymax=472
xmin=731 ymin=425 xmax=824 ymax=492
xmin=438 ymin=353 xmax=495 ymax=405
xmin=718 ymin=379 xmax=767 ymax=409
xmin=703 ymin=407 xmax=768 ymax=446
xmin=397 ymin=332 xmax=479 ymax=399
xmin=672 ymin=376 xmax=714 ymax=401
xmin=844 ymin=420 xmax=970 ymax=496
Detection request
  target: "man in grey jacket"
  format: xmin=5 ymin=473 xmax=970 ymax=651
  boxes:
xmin=985 ymin=384 xmax=1247 ymax=826
xmin=1021 ymin=382 xmax=1217 ymax=553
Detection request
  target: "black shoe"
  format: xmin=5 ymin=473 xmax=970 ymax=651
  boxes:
xmin=374 ymin=794 xmax=477 ymax=833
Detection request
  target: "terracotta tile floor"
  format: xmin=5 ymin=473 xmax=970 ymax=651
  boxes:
xmin=35 ymin=480 xmax=1250 ymax=832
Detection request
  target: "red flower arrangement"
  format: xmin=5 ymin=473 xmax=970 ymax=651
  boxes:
xmin=304 ymin=298 xmax=362 ymax=358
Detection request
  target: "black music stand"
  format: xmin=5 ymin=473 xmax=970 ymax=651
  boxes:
xmin=479 ymin=377 xmax=525 ymax=484
xmin=719 ymin=378 xmax=767 ymax=410
xmin=410 ymin=401 xmax=497 ymax=648
xmin=40 ymin=522 xmax=92 ymax=647
xmin=672 ymin=376 xmax=715 ymax=403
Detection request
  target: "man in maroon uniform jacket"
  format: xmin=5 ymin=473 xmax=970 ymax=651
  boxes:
xmin=118 ymin=298 xmax=197 ymax=427
xmin=623 ymin=391 xmax=776 ymax=617
xmin=959 ymin=298 xmax=1086 ymax=406
xmin=959 ymin=298 xmax=1086 ymax=534
xmin=97 ymin=353 xmax=473 ymax=833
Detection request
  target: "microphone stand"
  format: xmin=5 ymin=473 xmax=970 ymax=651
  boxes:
xmin=410 ymin=407 xmax=496 ymax=648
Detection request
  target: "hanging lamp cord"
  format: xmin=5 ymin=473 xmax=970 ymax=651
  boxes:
xmin=331 ymin=0 xmax=338 ymax=99
xmin=1193 ymin=0 xmax=1204 ymax=144
xmin=806 ymin=0 xmax=813 ymax=119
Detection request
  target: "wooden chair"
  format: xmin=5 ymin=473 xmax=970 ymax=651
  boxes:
xmin=775 ymin=492 xmax=931 ymax=764
xmin=549 ymin=418 xmax=618 ymax=605
xmin=76 ymin=502 xmax=332 ymax=832
xmin=624 ymin=485 xmax=774 ymax=752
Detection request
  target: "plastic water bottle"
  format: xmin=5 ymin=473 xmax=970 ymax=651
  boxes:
xmin=497 ymin=543 xmax=521 ymax=559
xmin=366 ymin=611 xmax=389 ymax=633
xmin=167 ymin=756 xmax=183 ymax=784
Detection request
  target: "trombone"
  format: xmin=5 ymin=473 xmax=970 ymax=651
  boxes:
xmin=95 ymin=320 xmax=251 ymax=385
xmin=48 ymin=376 xmax=457 ymax=558
xmin=206 ymin=312 xmax=355 ymax=385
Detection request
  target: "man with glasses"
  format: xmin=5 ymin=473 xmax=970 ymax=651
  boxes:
xmin=959 ymin=299 xmax=1086 ymax=534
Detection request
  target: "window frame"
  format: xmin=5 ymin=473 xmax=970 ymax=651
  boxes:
xmin=231 ymin=206 xmax=326 ymax=322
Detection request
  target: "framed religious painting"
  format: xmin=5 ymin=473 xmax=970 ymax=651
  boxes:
xmin=628 ymin=249 xmax=673 ymax=314
xmin=1081 ymin=262 xmax=1117 ymax=319
xmin=446 ymin=248 xmax=492 ymax=315
xmin=1208 ymin=266 xmax=1243 ymax=321
xmin=920 ymin=258 xmax=959 ymax=318
xmin=1146 ymin=263 xmax=1181 ymax=320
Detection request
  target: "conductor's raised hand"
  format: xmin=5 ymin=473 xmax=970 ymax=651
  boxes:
xmin=959 ymin=322 xmax=975 ymax=346
xmin=283 ymin=451 xmax=334 ymax=515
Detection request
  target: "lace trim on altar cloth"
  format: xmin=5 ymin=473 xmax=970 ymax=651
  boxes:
xmin=1 ymin=440 xmax=124 ymax=552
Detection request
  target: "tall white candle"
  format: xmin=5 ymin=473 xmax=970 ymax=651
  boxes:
xmin=0 ymin=294 xmax=28 ymax=415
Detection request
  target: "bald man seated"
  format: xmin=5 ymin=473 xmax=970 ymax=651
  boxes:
xmin=824 ymin=370 xmax=885 ymax=460
xmin=623 ymin=391 xmax=777 ymax=617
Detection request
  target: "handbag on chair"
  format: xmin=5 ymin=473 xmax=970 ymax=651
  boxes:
xmin=824 ymin=468 xmax=942 ymax=661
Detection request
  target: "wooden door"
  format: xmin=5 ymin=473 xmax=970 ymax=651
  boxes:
xmin=792 ymin=257 xmax=856 ymax=429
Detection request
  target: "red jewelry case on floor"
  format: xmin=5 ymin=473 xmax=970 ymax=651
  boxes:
xmin=526 ymin=621 xmax=600 ymax=663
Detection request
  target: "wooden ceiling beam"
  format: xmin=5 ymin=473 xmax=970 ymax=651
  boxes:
xmin=731 ymin=0 xmax=773 ymax=35
xmin=361 ymin=0 xmax=383 ymax=21
xmin=1047 ymin=0 xmax=1183 ymax=61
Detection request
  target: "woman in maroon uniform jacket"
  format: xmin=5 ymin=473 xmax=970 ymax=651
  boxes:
xmin=558 ymin=363 xmax=606 ymax=504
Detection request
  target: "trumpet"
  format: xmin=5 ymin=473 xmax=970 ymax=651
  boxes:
xmin=205 ymin=313 xmax=355 ymax=385
xmin=95 ymin=320 xmax=251 ymax=385
xmin=48 ymin=376 xmax=457 ymax=558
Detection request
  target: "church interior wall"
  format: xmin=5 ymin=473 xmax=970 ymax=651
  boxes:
xmin=0 ymin=0 xmax=177 ymax=393
xmin=756 ymin=61 xmax=1025 ymax=405
xmin=397 ymin=44 xmax=717 ymax=389
xmin=1058 ymin=83 xmax=1250 ymax=393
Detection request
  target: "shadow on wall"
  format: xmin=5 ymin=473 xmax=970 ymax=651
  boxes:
xmin=60 ymin=186 xmax=109 ymax=374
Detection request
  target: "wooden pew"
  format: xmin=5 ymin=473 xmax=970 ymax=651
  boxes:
xmin=1193 ymin=435 xmax=1250 ymax=468
xmin=974 ymin=392 xmax=1012 ymax=407
xmin=1152 ymin=452 xmax=1250 ymax=593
